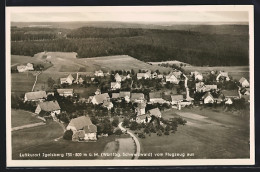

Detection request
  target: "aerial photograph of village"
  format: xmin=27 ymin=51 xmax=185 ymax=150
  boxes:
xmin=9 ymin=7 xmax=252 ymax=162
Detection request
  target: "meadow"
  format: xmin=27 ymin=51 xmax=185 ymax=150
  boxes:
xmin=11 ymin=109 xmax=43 ymax=128
xmin=137 ymin=107 xmax=250 ymax=159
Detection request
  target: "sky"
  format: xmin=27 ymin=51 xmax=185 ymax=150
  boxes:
xmin=10 ymin=8 xmax=249 ymax=23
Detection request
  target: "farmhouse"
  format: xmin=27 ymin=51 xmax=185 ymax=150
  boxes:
xmin=222 ymin=90 xmax=240 ymax=99
xmin=171 ymin=95 xmax=184 ymax=105
xmin=35 ymin=100 xmax=61 ymax=117
xmin=137 ymin=72 xmax=151 ymax=80
xmin=130 ymin=93 xmax=145 ymax=103
xmin=191 ymin=71 xmax=203 ymax=81
xmin=165 ymin=72 xmax=179 ymax=84
xmin=149 ymin=92 xmax=165 ymax=104
xmin=135 ymin=102 xmax=146 ymax=116
xmin=216 ymin=71 xmax=230 ymax=82
xmin=57 ymin=89 xmax=74 ymax=97
xmin=111 ymin=82 xmax=121 ymax=90
xmin=91 ymin=93 xmax=110 ymax=105
xmin=148 ymin=108 xmax=162 ymax=118
xmin=136 ymin=114 xmax=151 ymax=124
xmin=66 ymin=116 xmax=97 ymax=141
xmin=202 ymin=92 xmax=214 ymax=104
xmin=196 ymin=82 xmax=217 ymax=92
xmin=239 ymin=77 xmax=250 ymax=88
xmin=60 ymin=74 xmax=74 ymax=85
xmin=17 ymin=63 xmax=34 ymax=72
xmin=94 ymin=70 xmax=104 ymax=77
xmin=24 ymin=91 xmax=47 ymax=102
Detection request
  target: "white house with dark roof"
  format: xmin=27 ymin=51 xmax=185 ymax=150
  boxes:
xmin=239 ymin=77 xmax=250 ymax=88
xmin=35 ymin=100 xmax=61 ymax=117
xmin=66 ymin=116 xmax=97 ymax=141
xmin=114 ymin=73 xmax=122 ymax=82
xmin=166 ymin=72 xmax=180 ymax=84
xmin=24 ymin=91 xmax=47 ymax=102
xmin=60 ymin=74 xmax=74 ymax=85
xmin=91 ymin=93 xmax=110 ymax=105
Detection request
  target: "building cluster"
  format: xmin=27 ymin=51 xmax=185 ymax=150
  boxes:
xmin=17 ymin=63 xmax=34 ymax=73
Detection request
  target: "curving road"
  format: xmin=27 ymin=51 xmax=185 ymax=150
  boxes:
xmin=118 ymin=122 xmax=140 ymax=160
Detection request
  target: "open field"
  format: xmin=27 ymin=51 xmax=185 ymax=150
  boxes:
xmin=11 ymin=109 xmax=43 ymax=128
xmin=11 ymin=55 xmax=53 ymax=69
xmin=137 ymin=107 xmax=249 ymax=159
xmin=11 ymin=72 xmax=35 ymax=96
xmin=183 ymin=66 xmax=249 ymax=80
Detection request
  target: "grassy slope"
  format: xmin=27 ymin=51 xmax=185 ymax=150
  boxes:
xmin=11 ymin=109 xmax=42 ymax=127
xmin=138 ymin=107 xmax=249 ymax=159
xmin=11 ymin=72 xmax=35 ymax=96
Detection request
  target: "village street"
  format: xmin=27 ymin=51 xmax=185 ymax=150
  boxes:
xmin=118 ymin=122 xmax=141 ymax=160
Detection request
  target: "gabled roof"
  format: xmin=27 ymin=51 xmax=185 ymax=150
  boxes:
xmin=112 ymin=93 xmax=120 ymax=99
xmin=222 ymin=90 xmax=239 ymax=97
xmin=202 ymin=92 xmax=214 ymax=100
xmin=25 ymin=91 xmax=47 ymax=100
xmin=38 ymin=101 xmax=60 ymax=112
xmin=103 ymin=101 xmax=113 ymax=107
xmin=57 ymin=89 xmax=74 ymax=94
xmin=149 ymin=108 xmax=162 ymax=118
xmin=68 ymin=116 xmax=94 ymax=131
xmin=67 ymin=74 xmax=74 ymax=81
xmin=111 ymin=82 xmax=121 ymax=87
xmin=171 ymin=95 xmax=184 ymax=101
xmin=93 ymin=93 xmax=110 ymax=104
xmin=239 ymin=77 xmax=249 ymax=84
xmin=119 ymin=91 xmax=131 ymax=98
xmin=131 ymin=93 xmax=145 ymax=100
xmin=84 ymin=124 xmax=97 ymax=133
xmin=205 ymin=85 xmax=217 ymax=90
xmin=149 ymin=92 xmax=162 ymax=99
xmin=137 ymin=114 xmax=151 ymax=120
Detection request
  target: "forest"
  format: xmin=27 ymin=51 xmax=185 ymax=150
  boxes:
xmin=11 ymin=26 xmax=249 ymax=66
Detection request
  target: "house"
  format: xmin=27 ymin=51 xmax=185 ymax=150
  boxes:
xmin=24 ymin=91 xmax=47 ymax=102
xmin=171 ymin=95 xmax=184 ymax=105
xmin=17 ymin=63 xmax=34 ymax=72
xmin=135 ymin=102 xmax=146 ymax=116
xmin=57 ymin=89 xmax=74 ymax=97
xmin=60 ymin=74 xmax=74 ymax=85
xmin=191 ymin=71 xmax=203 ymax=81
xmin=35 ymin=101 xmax=61 ymax=117
xmin=91 ymin=93 xmax=110 ymax=105
xmin=119 ymin=91 xmax=131 ymax=102
xmin=239 ymin=77 xmax=250 ymax=87
xmin=94 ymin=70 xmax=104 ymax=77
xmin=216 ymin=71 xmax=230 ymax=82
xmin=114 ymin=73 xmax=122 ymax=82
xmin=148 ymin=108 xmax=162 ymax=118
xmin=111 ymin=82 xmax=121 ymax=90
xmin=202 ymin=92 xmax=214 ymax=104
xmin=157 ymin=74 xmax=164 ymax=79
xmin=165 ymin=72 xmax=179 ymax=84
xmin=112 ymin=93 xmax=120 ymax=99
xmin=240 ymin=88 xmax=250 ymax=95
xmin=137 ymin=72 xmax=151 ymax=80
xmin=225 ymin=98 xmax=233 ymax=105
xmin=149 ymin=92 xmax=165 ymax=104
xmin=102 ymin=101 xmax=114 ymax=110
xmin=196 ymin=82 xmax=217 ymax=92
xmin=136 ymin=114 xmax=151 ymax=124
xmin=66 ymin=116 xmax=97 ymax=141
xmin=130 ymin=93 xmax=145 ymax=103
xmin=222 ymin=90 xmax=240 ymax=99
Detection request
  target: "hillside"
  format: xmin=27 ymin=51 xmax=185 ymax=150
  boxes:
xmin=11 ymin=25 xmax=249 ymax=66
